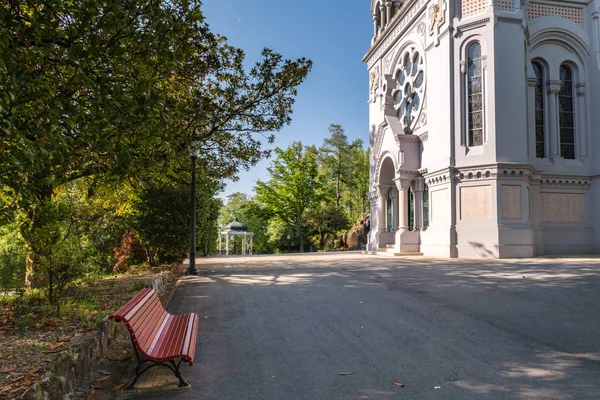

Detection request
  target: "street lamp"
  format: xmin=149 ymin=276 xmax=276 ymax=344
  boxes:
xmin=187 ymin=142 xmax=200 ymax=276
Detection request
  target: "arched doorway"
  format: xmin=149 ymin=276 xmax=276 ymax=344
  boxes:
xmin=377 ymin=157 xmax=397 ymax=247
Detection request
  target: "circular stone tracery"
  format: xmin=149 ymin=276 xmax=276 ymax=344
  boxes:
xmin=394 ymin=47 xmax=425 ymax=134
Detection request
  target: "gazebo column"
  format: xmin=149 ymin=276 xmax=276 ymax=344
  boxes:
xmin=242 ymin=234 xmax=246 ymax=255
xmin=219 ymin=234 xmax=222 ymax=256
xmin=226 ymin=235 xmax=230 ymax=256
xmin=250 ymin=236 xmax=253 ymax=255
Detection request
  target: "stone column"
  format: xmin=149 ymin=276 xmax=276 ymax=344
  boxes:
xmin=373 ymin=15 xmax=378 ymax=40
xmin=546 ymin=80 xmax=561 ymax=160
xmin=576 ymin=83 xmax=587 ymax=159
xmin=394 ymin=181 xmax=409 ymax=232
xmin=413 ymin=177 xmax=426 ymax=230
xmin=379 ymin=3 xmax=386 ymax=29
xmin=394 ymin=178 xmax=411 ymax=253
xmin=385 ymin=1 xmax=392 ymax=25
xmin=377 ymin=185 xmax=387 ymax=233
xmin=367 ymin=190 xmax=380 ymax=250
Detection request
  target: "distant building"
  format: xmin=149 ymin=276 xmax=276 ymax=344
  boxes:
xmin=364 ymin=0 xmax=600 ymax=257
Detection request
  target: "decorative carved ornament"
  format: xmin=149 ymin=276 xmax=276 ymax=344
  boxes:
xmin=429 ymin=0 xmax=445 ymax=34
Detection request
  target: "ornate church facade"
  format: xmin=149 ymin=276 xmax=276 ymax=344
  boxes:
xmin=364 ymin=0 xmax=600 ymax=257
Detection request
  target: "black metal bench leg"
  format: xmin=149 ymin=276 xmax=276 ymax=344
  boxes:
xmin=124 ymin=360 xmax=147 ymax=390
xmin=169 ymin=359 xmax=189 ymax=387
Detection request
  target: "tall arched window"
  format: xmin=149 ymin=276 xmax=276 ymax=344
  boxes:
xmin=386 ymin=190 xmax=393 ymax=232
xmin=408 ymin=187 xmax=415 ymax=231
xmin=467 ymin=42 xmax=483 ymax=146
xmin=559 ymin=65 xmax=575 ymax=159
xmin=532 ymin=62 xmax=546 ymax=158
xmin=423 ymin=184 xmax=429 ymax=230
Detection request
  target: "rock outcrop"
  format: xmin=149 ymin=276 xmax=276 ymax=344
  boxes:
xmin=337 ymin=213 xmax=370 ymax=250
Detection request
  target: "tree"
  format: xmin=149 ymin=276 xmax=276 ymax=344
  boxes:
xmin=343 ymin=146 xmax=370 ymax=222
xmin=307 ymin=204 xmax=348 ymax=249
xmin=256 ymin=142 xmax=325 ymax=252
xmin=0 ymin=1 xmax=311 ymax=286
xmin=319 ymin=124 xmax=359 ymax=210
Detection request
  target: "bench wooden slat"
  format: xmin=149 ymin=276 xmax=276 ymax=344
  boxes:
xmin=132 ymin=300 xmax=167 ymax=351
xmin=182 ymin=313 xmax=198 ymax=365
xmin=154 ymin=314 xmax=188 ymax=361
xmin=110 ymin=288 xmax=152 ymax=322
xmin=123 ymin=289 xmax=155 ymax=322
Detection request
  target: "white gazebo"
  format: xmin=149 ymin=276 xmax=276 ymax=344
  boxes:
xmin=219 ymin=218 xmax=254 ymax=256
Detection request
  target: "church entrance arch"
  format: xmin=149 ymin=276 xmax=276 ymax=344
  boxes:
xmin=376 ymin=156 xmax=397 ymax=246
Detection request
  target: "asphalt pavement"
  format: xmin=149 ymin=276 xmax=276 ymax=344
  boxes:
xmin=160 ymin=253 xmax=600 ymax=400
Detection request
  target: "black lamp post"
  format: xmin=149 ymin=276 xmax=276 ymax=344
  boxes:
xmin=187 ymin=144 xmax=199 ymax=276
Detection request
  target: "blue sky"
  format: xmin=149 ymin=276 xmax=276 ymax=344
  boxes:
xmin=201 ymin=0 xmax=372 ymax=200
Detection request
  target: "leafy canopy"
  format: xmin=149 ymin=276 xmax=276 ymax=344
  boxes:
xmin=0 ymin=0 xmax=312 ymax=215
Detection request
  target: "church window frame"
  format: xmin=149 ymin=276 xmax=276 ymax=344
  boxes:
xmin=466 ymin=41 xmax=484 ymax=147
xmin=393 ymin=45 xmax=426 ymax=134
xmin=558 ymin=64 xmax=576 ymax=160
xmin=532 ymin=61 xmax=547 ymax=158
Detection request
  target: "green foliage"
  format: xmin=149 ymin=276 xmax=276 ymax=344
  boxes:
xmin=307 ymin=204 xmax=349 ymax=249
xmin=256 ymin=142 xmax=326 ymax=251
xmin=130 ymin=178 xmax=221 ymax=264
xmin=0 ymin=0 xmax=311 ymax=287
xmin=0 ymin=221 xmax=26 ymax=291
xmin=18 ymin=196 xmax=93 ymax=313
xmin=318 ymin=124 xmax=370 ymax=222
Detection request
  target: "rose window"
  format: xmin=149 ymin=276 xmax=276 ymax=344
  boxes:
xmin=394 ymin=48 xmax=425 ymax=134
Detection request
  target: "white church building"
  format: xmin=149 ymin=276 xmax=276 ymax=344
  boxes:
xmin=364 ymin=0 xmax=600 ymax=257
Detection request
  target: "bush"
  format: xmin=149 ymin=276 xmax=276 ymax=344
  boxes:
xmin=0 ymin=221 xmax=27 ymax=292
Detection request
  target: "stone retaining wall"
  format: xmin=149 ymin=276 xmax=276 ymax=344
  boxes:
xmin=22 ymin=271 xmax=172 ymax=400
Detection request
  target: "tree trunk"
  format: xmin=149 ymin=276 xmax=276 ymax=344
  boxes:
xmin=20 ymin=186 xmax=54 ymax=289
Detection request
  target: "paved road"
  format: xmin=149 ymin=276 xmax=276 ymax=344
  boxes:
xmin=162 ymin=254 xmax=600 ymax=399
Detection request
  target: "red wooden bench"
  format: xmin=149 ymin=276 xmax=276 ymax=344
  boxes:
xmin=109 ymin=288 xmax=199 ymax=389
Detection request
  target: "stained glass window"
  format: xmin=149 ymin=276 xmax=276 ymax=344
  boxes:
xmin=532 ymin=62 xmax=546 ymax=158
xmin=467 ymin=43 xmax=483 ymax=146
xmin=386 ymin=196 xmax=393 ymax=232
xmin=408 ymin=188 xmax=415 ymax=231
xmin=423 ymin=185 xmax=429 ymax=230
xmin=559 ymin=65 xmax=575 ymax=159
xmin=394 ymin=47 xmax=425 ymax=134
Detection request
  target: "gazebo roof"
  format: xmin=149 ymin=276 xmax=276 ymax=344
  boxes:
xmin=224 ymin=218 xmax=248 ymax=232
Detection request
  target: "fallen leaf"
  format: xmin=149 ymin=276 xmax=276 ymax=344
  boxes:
xmin=11 ymin=376 xmax=24 ymax=383
xmin=0 ymin=369 xmax=16 ymax=373
xmin=0 ymin=356 xmax=5 ymax=359
xmin=58 ymin=336 xmax=72 ymax=342
xmin=393 ymin=380 xmax=405 ymax=388
xmin=96 ymin=375 xmax=110 ymax=382
xmin=26 ymin=369 xmax=37 ymax=375
xmin=99 ymin=370 xmax=111 ymax=375
xmin=42 ymin=349 xmax=63 ymax=354
xmin=9 ymin=385 xmax=26 ymax=394
xmin=339 ymin=372 xmax=353 ymax=376
xmin=90 ymin=385 xmax=104 ymax=390
xmin=111 ymin=383 xmax=126 ymax=392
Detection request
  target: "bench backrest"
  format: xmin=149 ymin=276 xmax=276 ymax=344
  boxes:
xmin=109 ymin=288 xmax=168 ymax=353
